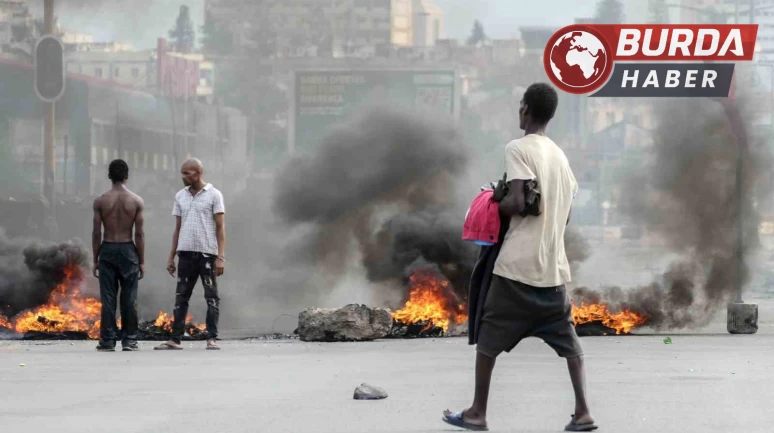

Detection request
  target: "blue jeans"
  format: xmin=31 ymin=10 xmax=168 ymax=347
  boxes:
xmin=98 ymin=242 xmax=140 ymax=347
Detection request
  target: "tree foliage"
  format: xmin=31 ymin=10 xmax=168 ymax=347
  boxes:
xmin=467 ymin=20 xmax=486 ymax=46
xmin=169 ymin=5 xmax=195 ymax=52
xmin=200 ymin=9 xmax=232 ymax=55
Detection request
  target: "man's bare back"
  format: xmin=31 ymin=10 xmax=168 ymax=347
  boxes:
xmin=92 ymin=184 xmax=145 ymax=278
xmin=94 ymin=186 xmax=143 ymax=242
xmin=92 ymin=160 xmax=147 ymax=351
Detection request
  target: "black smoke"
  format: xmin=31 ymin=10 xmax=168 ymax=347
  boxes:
xmin=0 ymin=228 xmax=91 ymax=318
xmin=573 ymin=95 xmax=774 ymax=330
xmin=272 ymin=106 xmax=478 ymax=301
xmin=269 ymin=105 xmax=594 ymax=307
xmin=565 ymin=226 xmax=591 ymax=275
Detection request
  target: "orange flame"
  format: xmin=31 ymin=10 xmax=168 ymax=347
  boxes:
xmin=391 ymin=270 xmax=468 ymax=333
xmin=571 ymin=302 xmax=648 ymax=334
xmin=9 ymin=266 xmax=103 ymax=338
xmin=152 ymin=311 xmax=206 ymax=333
xmin=154 ymin=311 xmax=175 ymax=331
xmin=0 ymin=314 xmax=11 ymax=329
xmin=1 ymin=265 xmax=204 ymax=338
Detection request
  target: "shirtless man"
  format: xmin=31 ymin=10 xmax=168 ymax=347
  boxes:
xmin=92 ymin=159 xmax=145 ymax=352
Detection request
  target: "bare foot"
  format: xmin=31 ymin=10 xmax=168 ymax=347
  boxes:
xmin=573 ymin=413 xmax=594 ymax=425
xmin=565 ymin=413 xmax=597 ymax=431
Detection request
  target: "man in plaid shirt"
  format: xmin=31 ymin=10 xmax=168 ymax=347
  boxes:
xmin=155 ymin=158 xmax=226 ymax=351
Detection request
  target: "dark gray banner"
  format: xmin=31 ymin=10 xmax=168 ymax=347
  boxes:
xmin=590 ymin=63 xmax=735 ymax=98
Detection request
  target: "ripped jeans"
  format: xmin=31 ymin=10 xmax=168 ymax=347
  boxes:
xmin=171 ymin=251 xmax=220 ymax=343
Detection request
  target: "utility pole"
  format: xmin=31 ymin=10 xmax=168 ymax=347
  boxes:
xmin=63 ymin=134 xmax=68 ymax=196
xmin=43 ymin=0 xmax=57 ymax=237
xmin=730 ymin=0 xmax=755 ymax=304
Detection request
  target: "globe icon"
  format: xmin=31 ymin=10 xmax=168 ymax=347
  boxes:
xmin=549 ymin=31 xmax=608 ymax=89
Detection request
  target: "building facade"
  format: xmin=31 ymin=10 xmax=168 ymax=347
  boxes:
xmin=0 ymin=58 xmax=247 ymax=204
xmin=0 ymin=0 xmax=37 ymax=59
xmin=64 ymin=38 xmax=214 ymax=101
xmin=411 ymin=0 xmax=444 ymax=47
xmin=204 ymin=0 xmax=444 ymax=57
xmin=66 ymin=50 xmax=156 ymax=88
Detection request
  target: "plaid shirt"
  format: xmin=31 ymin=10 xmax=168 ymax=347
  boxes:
xmin=173 ymin=183 xmax=225 ymax=255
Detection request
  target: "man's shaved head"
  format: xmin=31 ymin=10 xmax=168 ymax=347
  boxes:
xmin=181 ymin=157 xmax=204 ymax=187
xmin=182 ymin=157 xmax=204 ymax=173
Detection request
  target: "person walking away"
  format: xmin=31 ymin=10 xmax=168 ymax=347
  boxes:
xmin=442 ymin=83 xmax=597 ymax=432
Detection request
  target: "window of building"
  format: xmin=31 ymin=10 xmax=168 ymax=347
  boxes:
xmin=163 ymin=154 xmax=168 ymax=170
xmin=95 ymin=67 xmax=103 ymax=78
xmin=393 ymin=16 xmax=409 ymax=28
xmin=392 ymin=31 xmax=409 ymax=45
xmin=132 ymin=67 xmax=139 ymax=78
xmin=153 ymin=154 xmax=158 ymax=170
xmin=102 ymin=147 xmax=109 ymax=164
xmin=114 ymin=67 xmax=120 ymax=78
xmin=133 ymin=152 xmax=139 ymax=169
xmin=123 ymin=150 xmax=129 ymax=162
xmin=143 ymin=152 xmax=148 ymax=169
xmin=91 ymin=146 xmax=97 ymax=165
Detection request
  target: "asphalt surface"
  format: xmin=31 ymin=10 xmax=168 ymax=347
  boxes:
xmin=1 ymin=297 xmax=773 ymax=433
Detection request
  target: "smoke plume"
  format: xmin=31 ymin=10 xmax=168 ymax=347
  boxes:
xmin=0 ymin=229 xmax=90 ymax=318
xmin=565 ymin=226 xmax=591 ymax=275
xmin=573 ymin=95 xmax=774 ymax=330
xmin=272 ymin=106 xmax=478 ymax=302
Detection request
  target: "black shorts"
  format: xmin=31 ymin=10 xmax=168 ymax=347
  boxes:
xmin=476 ymin=275 xmax=583 ymax=359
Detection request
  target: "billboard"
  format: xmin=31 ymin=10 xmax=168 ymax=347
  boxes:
xmin=288 ymin=68 xmax=459 ymax=155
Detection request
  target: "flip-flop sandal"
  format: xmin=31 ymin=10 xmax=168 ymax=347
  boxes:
xmin=153 ymin=342 xmax=183 ymax=350
xmin=442 ymin=409 xmax=489 ymax=431
xmin=206 ymin=340 xmax=220 ymax=350
xmin=565 ymin=414 xmax=598 ymax=432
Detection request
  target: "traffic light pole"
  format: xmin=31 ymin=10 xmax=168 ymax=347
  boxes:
xmin=43 ymin=0 xmax=57 ymax=237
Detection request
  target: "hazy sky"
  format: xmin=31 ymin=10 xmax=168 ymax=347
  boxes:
xmin=40 ymin=0 xmax=650 ymax=50
xmin=30 ymin=0 xmax=204 ymax=50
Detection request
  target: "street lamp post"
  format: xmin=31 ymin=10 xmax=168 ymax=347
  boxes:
xmin=665 ymin=2 xmax=764 ymax=329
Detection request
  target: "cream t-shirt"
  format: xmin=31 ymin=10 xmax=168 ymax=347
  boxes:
xmin=493 ymin=134 xmax=578 ymax=287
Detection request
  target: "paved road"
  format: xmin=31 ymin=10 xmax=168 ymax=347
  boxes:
xmin=1 ymin=299 xmax=773 ymax=433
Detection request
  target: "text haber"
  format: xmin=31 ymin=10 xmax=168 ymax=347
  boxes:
xmin=621 ymin=69 xmax=718 ymax=89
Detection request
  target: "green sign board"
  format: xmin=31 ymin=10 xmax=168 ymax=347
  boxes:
xmin=289 ymin=68 xmax=458 ymax=155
